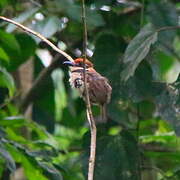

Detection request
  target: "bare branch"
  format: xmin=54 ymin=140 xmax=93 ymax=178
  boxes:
xmin=156 ymin=25 xmax=180 ymax=32
xmin=0 ymin=16 xmax=74 ymax=63
xmin=81 ymin=1 xmax=96 ymax=180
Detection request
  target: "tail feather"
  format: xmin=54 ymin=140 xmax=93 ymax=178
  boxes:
xmin=100 ymin=104 xmax=108 ymax=123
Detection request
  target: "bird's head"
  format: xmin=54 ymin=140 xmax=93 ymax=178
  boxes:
xmin=63 ymin=58 xmax=93 ymax=68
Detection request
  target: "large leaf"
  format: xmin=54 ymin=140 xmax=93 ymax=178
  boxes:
xmin=0 ymin=67 xmax=16 ymax=97
xmin=0 ymin=30 xmax=21 ymax=61
xmin=0 ymin=47 xmax=10 ymax=63
xmin=37 ymin=162 xmax=63 ymax=180
xmin=7 ymin=144 xmax=48 ymax=180
xmin=121 ymin=24 xmax=157 ymax=81
xmin=5 ymin=138 xmax=62 ymax=180
xmin=15 ymin=33 xmax=36 ymax=61
xmin=0 ymin=31 xmax=36 ymax=71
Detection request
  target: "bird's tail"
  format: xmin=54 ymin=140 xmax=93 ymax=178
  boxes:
xmin=100 ymin=104 xmax=108 ymax=123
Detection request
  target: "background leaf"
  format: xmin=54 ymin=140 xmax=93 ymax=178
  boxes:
xmin=121 ymin=24 xmax=157 ymax=81
xmin=0 ymin=67 xmax=15 ymax=97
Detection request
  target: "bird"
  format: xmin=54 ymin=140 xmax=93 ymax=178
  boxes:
xmin=63 ymin=58 xmax=112 ymax=122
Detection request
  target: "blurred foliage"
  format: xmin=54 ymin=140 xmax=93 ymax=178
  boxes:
xmin=0 ymin=0 xmax=180 ymax=180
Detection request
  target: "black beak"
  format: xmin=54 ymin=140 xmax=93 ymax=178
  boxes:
xmin=63 ymin=61 xmax=75 ymax=66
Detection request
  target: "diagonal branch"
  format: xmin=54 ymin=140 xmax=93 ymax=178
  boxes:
xmin=156 ymin=25 xmax=180 ymax=32
xmin=0 ymin=16 xmax=74 ymax=63
xmin=81 ymin=1 xmax=96 ymax=180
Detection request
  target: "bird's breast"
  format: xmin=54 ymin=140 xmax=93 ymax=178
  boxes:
xmin=69 ymin=71 xmax=85 ymax=96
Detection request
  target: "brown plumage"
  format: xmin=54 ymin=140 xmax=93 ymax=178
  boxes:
xmin=64 ymin=58 xmax=112 ymax=122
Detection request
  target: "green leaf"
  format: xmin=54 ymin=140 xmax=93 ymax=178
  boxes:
xmin=0 ymin=143 xmax=16 ymax=172
xmin=0 ymin=67 xmax=16 ymax=97
xmin=8 ymin=140 xmax=62 ymax=179
xmin=0 ymin=30 xmax=21 ymax=59
xmin=0 ymin=47 xmax=10 ymax=62
xmin=6 ymin=33 xmax=37 ymax=71
xmin=121 ymin=24 xmax=157 ymax=81
xmin=0 ymin=30 xmax=35 ymax=71
xmin=6 ymin=7 xmax=39 ymax=33
xmin=28 ymin=122 xmax=49 ymax=140
xmin=6 ymin=144 xmax=49 ymax=180
xmin=15 ymin=33 xmax=36 ymax=60
xmin=140 ymin=133 xmax=177 ymax=145
xmin=52 ymin=69 xmax=67 ymax=121
xmin=0 ymin=116 xmax=25 ymax=126
xmin=37 ymin=162 xmax=63 ymax=180
xmin=151 ymin=51 xmax=175 ymax=81
xmin=6 ymin=127 xmax=28 ymax=144
xmin=20 ymin=154 xmax=48 ymax=180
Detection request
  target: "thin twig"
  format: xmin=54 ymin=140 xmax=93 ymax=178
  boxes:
xmin=156 ymin=25 xmax=180 ymax=32
xmin=81 ymin=1 xmax=96 ymax=180
xmin=0 ymin=16 xmax=74 ymax=63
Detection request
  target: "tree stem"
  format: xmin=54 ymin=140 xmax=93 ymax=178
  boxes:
xmin=81 ymin=1 xmax=96 ymax=180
